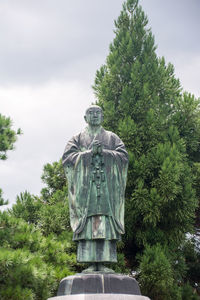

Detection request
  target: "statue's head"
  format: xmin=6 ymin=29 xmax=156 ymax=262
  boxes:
xmin=84 ymin=105 xmax=103 ymax=126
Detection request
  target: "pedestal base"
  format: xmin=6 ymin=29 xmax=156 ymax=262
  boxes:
xmin=48 ymin=295 xmax=150 ymax=300
xmin=47 ymin=273 xmax=150 ymax=300
xmin=57 ymin=273 xmax=141 ymax=296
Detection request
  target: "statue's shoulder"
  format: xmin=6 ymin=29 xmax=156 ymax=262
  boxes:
xmin=67 ymin=131 xmax=82 ymax=145
xmin=68 ymin=128 xmax=89 ymax=144
xmin=102 ymin=128 xmax=121 ymax=140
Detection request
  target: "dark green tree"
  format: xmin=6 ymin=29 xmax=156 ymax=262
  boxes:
xmin=2 ymin=161 xmax=76 ymax=300
xmin=0 ymin=211 xmax=76 ymax=300
xmin=0 ymin=113 xmax=21 ymax=206
xmin=93 ymin=0 xmax=198 ymax=250
xmin=10 ymin=160 xmax=70 ymax=236
xmin=139 ymin=244 xmax=181 ymax=300
xmin=93 ymin=0 xmax=199 ymax=297
xmin=171 ymin=92 xmax=200 ymax=162
xmin=41 ymin=160 xmax=67 ymax=202
xmin=0 ymin=189 xmax=8 ymax=206
xmin=11 ymin=191 xmax=42 ymax=224
xmin=0 ymin=114 xmax=21 ymax=161
xmin=39 ymin=160 xmax=70 ymax=235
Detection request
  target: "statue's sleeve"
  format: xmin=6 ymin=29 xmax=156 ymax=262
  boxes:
xmin=102 ymin=133 xmax=128 ymax=233
xmin=62 ymin=134 xmax=92 ymax=233
xmin=62 ymin=134 xmax=81 ymax=167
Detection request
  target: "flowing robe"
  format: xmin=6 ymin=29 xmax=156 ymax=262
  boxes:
xmin=62 ymin=126 xmax=128 ymax=262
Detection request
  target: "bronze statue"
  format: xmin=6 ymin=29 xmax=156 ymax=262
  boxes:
xmin=62 ymin=105 xmax=128 ymax=273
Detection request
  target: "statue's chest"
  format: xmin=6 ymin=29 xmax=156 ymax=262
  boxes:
xmin=79 ymin=133 xmax=111 ymax=151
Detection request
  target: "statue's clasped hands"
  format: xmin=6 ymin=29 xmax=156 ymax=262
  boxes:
xmin=92 ymin=140 xmax=103 ymax=155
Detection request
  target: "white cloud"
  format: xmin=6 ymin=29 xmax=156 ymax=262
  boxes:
xmin=175 ymin=55 xmax=200 ymax=97
xmin=0 ymin=80 xmax=93 ymax=203
xmin=0 ymin=0 xmax=124 ymax=84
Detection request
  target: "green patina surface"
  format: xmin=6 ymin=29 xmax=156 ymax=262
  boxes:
xmin=62 ymin=105 xmax=128 ymax=270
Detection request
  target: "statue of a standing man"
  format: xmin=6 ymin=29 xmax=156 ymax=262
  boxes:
xmin=62 ymin=105 xmax=128 ymax=273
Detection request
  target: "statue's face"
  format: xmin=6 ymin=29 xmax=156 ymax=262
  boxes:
xmin=85 ymin=106 xmax=103 ymax=126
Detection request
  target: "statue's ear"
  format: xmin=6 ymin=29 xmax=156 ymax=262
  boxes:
xmin=84 ymin=115 xmax=87 ymax=123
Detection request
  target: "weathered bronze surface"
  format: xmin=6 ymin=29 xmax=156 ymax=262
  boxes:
xmin=57 ymin=273 xmax=141 ymax=295
xmin=62 ymin=105 xmax=128 ymax=272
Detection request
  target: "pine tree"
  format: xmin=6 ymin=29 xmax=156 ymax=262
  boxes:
xmin=94 ymin=0 xmax=198 ymax=247
xmin=10 ymin=161 xmax=70 ymax=236
xmin=0 ymin=189 xmax=8 ymax=206
xmin=0 ymin=113 xmax=21 ymax=206
xmin=1 ymin=161 xmax=76 ymax=300
xmin=0 ymin=114 xmax=21 ymax=160
xmin=93 ymin=0 xmax=198 ymax=275
xmin=0 ymin=211 xmax=76 ymax=300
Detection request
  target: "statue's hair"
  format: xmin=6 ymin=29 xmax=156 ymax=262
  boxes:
xmin=85 ymin=105 xmax=103 ymax=115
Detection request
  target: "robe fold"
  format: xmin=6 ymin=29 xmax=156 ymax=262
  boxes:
xmin=62 ymin=126 xmax=128 ymax=262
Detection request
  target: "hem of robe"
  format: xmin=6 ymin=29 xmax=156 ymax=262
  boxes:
xmin=77 ymin=240 xmax=117 ymax=262
xmin=73 ymin=215 xmax=122 ymax=241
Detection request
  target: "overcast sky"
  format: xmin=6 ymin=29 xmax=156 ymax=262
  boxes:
xmin=0 ymin=0 xmax=200 ymax=207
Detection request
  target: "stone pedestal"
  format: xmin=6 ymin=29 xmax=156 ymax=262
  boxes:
xmin=47 ymin=273 xmax=150 ymax=300
xmin=48 ymin=295 xmax=150 ymax=300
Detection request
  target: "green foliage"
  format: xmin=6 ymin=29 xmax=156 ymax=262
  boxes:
xmin=11 ymin=190 xmax=70 ymax=237
xmin=93 ymin=0 xmax=198 ymax=249
xmin=192 ymin=162 xmax=200 ymax=227
xmin=37 ymin=188 xmax=70 ymax=236
xmin=182 ymin=239 xmax=200 ymax=289
xmin=10 ymin=161 xmax=70 ymax=236
xmin=127 ymin=138 xmax=197 ymax=247
xmin=171 ymin=92 xmax=200 ymax=162
xmin=0 ymin=189 xmax=8 ymax=206
xmin=138 ymin=244 xmax=181 ymax=300
xmin=41 ymin=160 xmax=67 ymax=202
xmin=38 ymin=160 xmax=70 ymax=235
xmin=181 ymin=282 xmax=199 ymax=300
xmin=11 ymin=191 xmax=42 ymax=224
xmin=93 ymin=0 xmax=200 ymax=297
xmin=0 ymin=113 xmax=21 ymax=206
xmin=2 ymin=159 xmax=76 ymax=299
xmin=0 ymin=247 xmax=55 ymax=300
xmin=0 ymin=211 xmax=76 ymax=300
xmin=0 ymin=114 xmax=21 ymax=160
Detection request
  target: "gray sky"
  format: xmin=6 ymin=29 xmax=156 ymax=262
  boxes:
xmin=0 ymin=0 xmax=199 ymax=207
